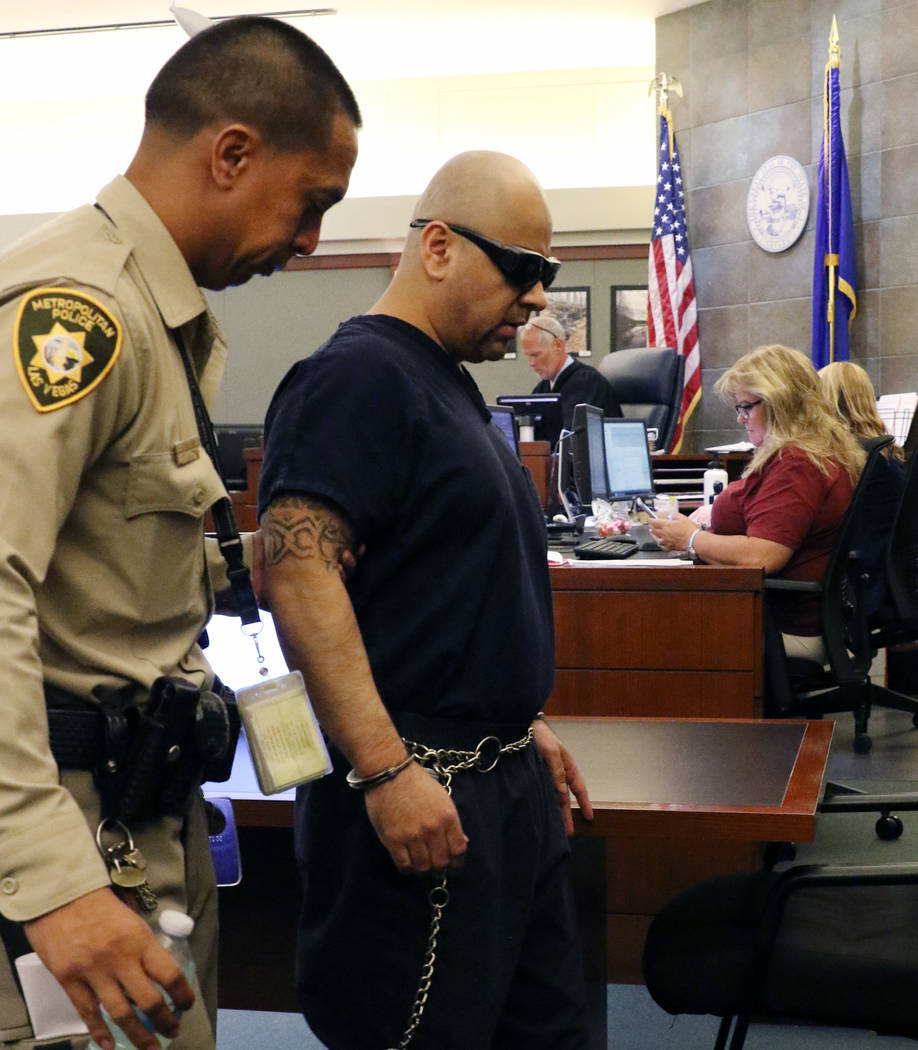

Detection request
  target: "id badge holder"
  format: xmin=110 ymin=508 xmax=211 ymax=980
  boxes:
xmin=236 ymin=671 xmax=332 ymax=795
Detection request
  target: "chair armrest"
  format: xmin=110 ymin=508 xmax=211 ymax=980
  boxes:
xmin=763 ymin=578 xmax=821 ymax=593
xmin=769 ymin=860 xmax=918 ymax=900
xmin=820 ymin=792 xmax=918 ymax=814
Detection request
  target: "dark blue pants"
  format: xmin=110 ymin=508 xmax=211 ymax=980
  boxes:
xmin=294 ymin=713 xmax=588 ymax=1050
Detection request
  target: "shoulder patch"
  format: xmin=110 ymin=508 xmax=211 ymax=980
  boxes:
xmin=13 ymin=286 xmax=122 ymax=412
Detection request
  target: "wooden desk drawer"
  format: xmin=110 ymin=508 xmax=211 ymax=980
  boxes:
xmin=553 ymin=591 xmax=757 ymax=670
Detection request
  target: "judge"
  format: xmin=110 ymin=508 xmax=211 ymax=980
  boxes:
xmin=522 ymin=314 xmax=621 ymax=426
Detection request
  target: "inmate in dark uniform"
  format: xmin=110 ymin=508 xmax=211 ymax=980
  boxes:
xmin=258 ymin=314 xmax=587 ymax=1050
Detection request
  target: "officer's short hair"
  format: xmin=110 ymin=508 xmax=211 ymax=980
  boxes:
xmin=146 ymin=15 xmax=361 ymax=152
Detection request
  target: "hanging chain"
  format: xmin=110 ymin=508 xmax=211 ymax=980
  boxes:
xmin=385 ymin=728 xmax=533 ymax=1050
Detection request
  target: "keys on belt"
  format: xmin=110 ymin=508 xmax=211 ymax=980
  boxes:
xmin=96 ymin=818 xmax=158 ymax=914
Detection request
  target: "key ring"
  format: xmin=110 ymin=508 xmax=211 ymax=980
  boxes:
xmin=95 ymin=816 xmax=134 ymax=854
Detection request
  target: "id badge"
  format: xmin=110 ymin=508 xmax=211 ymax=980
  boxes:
xmin=236 ymin=671 xmax=332 ymax=795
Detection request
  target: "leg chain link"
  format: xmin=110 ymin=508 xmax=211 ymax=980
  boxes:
xmin=385 ymin=728 xmax=533 ymax=1050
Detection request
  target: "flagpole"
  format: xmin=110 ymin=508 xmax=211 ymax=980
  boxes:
xmin=825 ymin=16 xmax=841 ymax=362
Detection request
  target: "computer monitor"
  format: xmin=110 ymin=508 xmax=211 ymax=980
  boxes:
xmin=487 ymin=405 xmax=520 ymax=458
xmin=213 ymin=424 xmax=264 ymax=490
xmin=603 ymin=419 xmax=655 ymax=500
xmin=571 ymin=403 xmax=609 ymax=505
xmin=495 ymin=393 xmax=564 ymax=450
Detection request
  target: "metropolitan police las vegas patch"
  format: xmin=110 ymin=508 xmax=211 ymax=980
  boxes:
xmin=14 ymin=287 xmax=122 ymax=412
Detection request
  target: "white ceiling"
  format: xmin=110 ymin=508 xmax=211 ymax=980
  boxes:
xmin=0 ymin=2 xmax=704 ymax=36
xmin=0 ymin=2 xmax=706 ymax=79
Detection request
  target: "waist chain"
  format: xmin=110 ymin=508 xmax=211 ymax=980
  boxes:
xmin=388 ymin=726 xmax=534 ymax=1050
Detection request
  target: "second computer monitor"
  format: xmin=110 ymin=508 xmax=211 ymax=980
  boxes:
xmin=603 ymin=419 xmax=655 ymax=500
xmin=571 ymin=403 xmax=609 ymax=505
xmin=495 ymin=393 xmax=564 ymax=450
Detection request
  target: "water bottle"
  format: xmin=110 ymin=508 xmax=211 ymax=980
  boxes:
xmin=88 ymin=910 xmax=195 ymax=1050
xmin=703 ymin=455 xmax=729 ymax=506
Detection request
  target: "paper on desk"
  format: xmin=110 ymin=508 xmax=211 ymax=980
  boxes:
xmin=704 ymin=441 xmax=754 ymax=453
xmin=877 ymin=392 xmax=917 ymax=446
xmin=565 ymin=558 xmax=693 ymax=568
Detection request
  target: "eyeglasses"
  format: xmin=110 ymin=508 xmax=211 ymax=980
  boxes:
xmin=734 ymin=399 xmax=763 ymax=421
xmin=408 ymin=218 xmax=561 ymax=291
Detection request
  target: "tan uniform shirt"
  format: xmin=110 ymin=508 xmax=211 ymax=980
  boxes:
xmin=0 ymin=176 xmax=229 ymax=922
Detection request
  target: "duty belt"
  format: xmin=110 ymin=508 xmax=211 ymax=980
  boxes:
xmin=44 ymin=676 xmax=239 ymax=823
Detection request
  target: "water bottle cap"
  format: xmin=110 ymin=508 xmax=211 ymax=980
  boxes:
xmin=159 ymin=909 xmax=194 ymax=937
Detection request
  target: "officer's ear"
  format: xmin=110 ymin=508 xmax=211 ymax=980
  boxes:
xmin=211 ymin=124 xmax=261 ymax=190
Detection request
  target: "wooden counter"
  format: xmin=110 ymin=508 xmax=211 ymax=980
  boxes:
xmin=548 ymin=564 xmax=764 ymax=720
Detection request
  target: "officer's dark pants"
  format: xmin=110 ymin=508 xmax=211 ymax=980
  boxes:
xmin=295 ymin=713 xmax=589 ymax=1050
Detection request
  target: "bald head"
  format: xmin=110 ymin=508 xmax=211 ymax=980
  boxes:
xmin=409 ymin=151 xmax=552 ymax=251
xmin=371 ymin=151 xmax=555 ymax=364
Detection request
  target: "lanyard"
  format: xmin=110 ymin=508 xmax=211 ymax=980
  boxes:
xmin=174 ymin=329 xmax=267 ymax=668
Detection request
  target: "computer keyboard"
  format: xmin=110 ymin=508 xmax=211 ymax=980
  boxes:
xmin=573 ymin=537 xmax=638 ymax=560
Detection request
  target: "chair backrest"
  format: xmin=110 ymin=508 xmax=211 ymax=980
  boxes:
xmin=598 ymin=347 xmax=685 ymax=452
xmin=820 ymin=435 xmax=895 ymax=684
xmin=886 ymin=447 xmax=918 ymax=630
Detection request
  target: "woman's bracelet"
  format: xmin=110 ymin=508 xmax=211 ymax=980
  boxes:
xmin=346 ymin=751 xmax=415 ymax=791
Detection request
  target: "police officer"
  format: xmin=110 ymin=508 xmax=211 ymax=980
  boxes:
xmin=0 ymin=17 xmax=358 ymax=1050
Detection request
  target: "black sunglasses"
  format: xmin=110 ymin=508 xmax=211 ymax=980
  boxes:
xmin=409 ymin=218 xmax=561 ymax=291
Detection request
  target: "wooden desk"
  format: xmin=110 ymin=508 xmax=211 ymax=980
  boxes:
xmin=546 ymin=566 xmax=766 ymax=981
xmin=554 ymin=716 xmax=833 ymax=1048
xmin=209 ymin=717 xmax=832 ymax=1048
xmin=548 ymin=564 xmax=764 ymax=720
xmin=232 ymin=443 xmax=555 ymax=528
xmin=519 ymin=439 xmax=552 ymax=507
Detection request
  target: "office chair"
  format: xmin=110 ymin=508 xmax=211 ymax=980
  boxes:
xmin=642 ymin=828 xmax=918 ymax=1049
xmin=598 ymin=346 xmax=684 ymax=452
xmin=872 ymin=441 xmax=918 ymax=637
xmin=763 ymin=435 xmax=918 ymax=753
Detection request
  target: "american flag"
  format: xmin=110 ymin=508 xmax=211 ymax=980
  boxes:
xmin=647 ymin=107 xmax=700 ymax=452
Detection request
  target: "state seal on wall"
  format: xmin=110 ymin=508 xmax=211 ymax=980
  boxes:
xmin=746 ymin=155 xmax=810 ymax=253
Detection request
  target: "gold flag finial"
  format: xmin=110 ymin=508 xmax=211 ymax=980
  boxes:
xmin=828 ymin=14 xmax=840 ymax=66
xmin=648 ymin=72 xmax=683 ymax=114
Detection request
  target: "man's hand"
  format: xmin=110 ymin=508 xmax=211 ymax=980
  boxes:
xmin=532 ymin=717 xmax=594 ymax=834
xmin=363 ymin=761 xmax=469 ymax=873
xmin=24 ymin=888 xmax=194 ymax=1050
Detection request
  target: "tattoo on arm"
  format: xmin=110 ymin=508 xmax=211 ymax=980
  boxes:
xmin=262 ymin=495 xmax=354 ymax=572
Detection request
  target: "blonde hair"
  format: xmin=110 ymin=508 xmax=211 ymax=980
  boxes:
xmin=818 ymin=361 xmax=904 ymax=461
xmin=714 ymin=344 xmax=865 ymax=484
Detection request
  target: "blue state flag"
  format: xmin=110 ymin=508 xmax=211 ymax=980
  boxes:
xmin=811 ymin=29 xmax=856 ymax=368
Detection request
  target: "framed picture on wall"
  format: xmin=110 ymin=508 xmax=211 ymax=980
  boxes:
xmin=539 ymin=286 xmax=591 ymax=356
xmin=611 ymin=285 xmax=649 ymax=351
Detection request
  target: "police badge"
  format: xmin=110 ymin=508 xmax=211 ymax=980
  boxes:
xmin=14 ymin=286 xmax=122 ymax=411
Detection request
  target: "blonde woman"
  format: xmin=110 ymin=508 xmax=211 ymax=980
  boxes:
xmin=818 ymin=361 xmax=904 ymax=460
xmin=650 ymin=345 xmax=865 ymax=661
xmin=819 ymin=360 xmax=905 ymax=617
